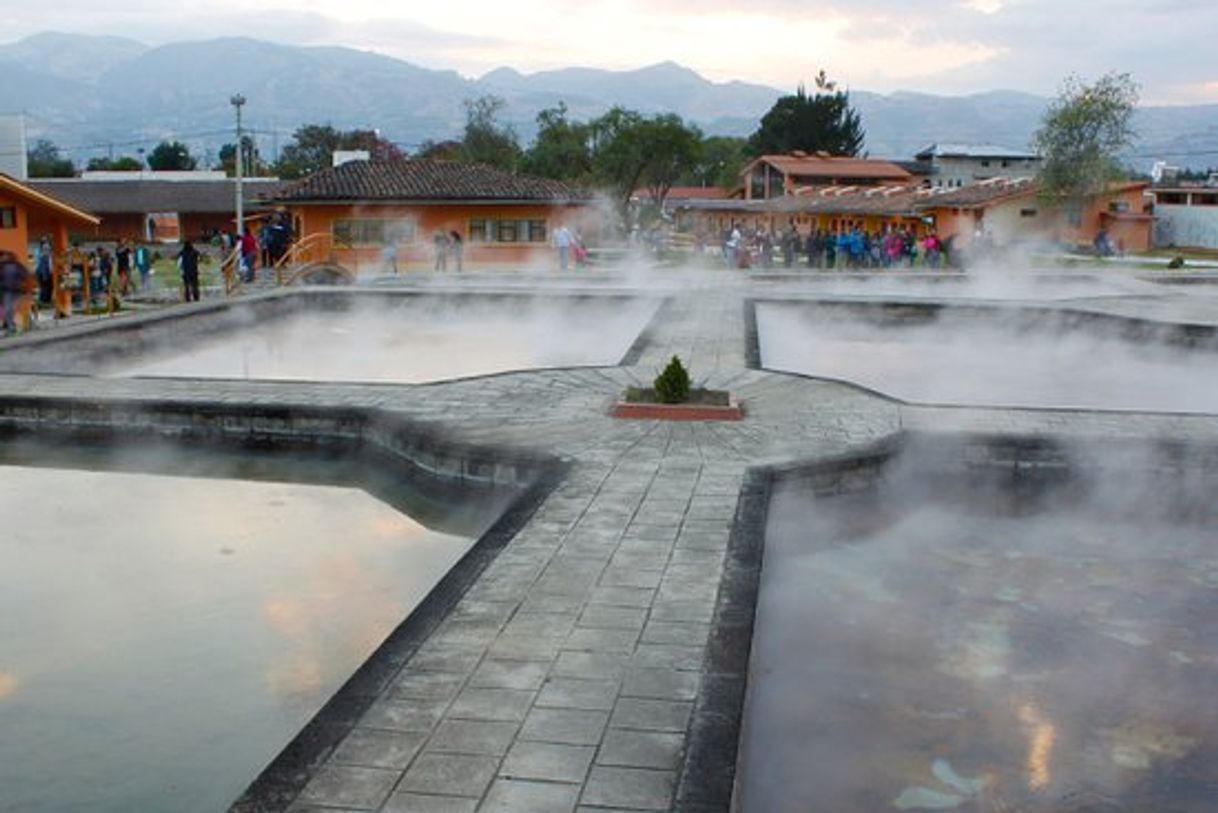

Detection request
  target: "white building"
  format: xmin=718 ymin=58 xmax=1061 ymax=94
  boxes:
xmin=0 ymin=113 xmax=28 ymax=180
xmin=915 ymin=143 xmax=1042 ymax=189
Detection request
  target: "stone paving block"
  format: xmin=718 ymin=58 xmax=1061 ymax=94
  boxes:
xmin=649 ymin=599 xmax=716 ymax=624
xmin=580 ymin=766 xmax=675 ymax=810
xmin=609 ymin=697 xmax=692 ymax=732
xmin=382 ymin=794 xmax=477 ymax=813
xmin=621 ymin=668 xmax=700 ymax=702
xmin=469 ymin=659 xmax=551 ymax=691
xmin=620 ymin=524 xmax=680 ymax=543
xmin=587 ymin=585 xmax=655 ymax=609
xmin=389 ymin=670 xmax=466 ymax=702
xmin=552 ymin=651 xmax=630 ymax=681
xmin=519 ymin=707 xmax=609 ymax=746
xmin=486 ymin=635 xmax=563 ymax=662
xmin=428 ymin=718 xmax=519 ymax=756
xmin=430 ymin=618 xmax=504 ymax=648
xmin=577 ymin=604 xmax=648 ymax=631
xmin=361 ymin=696 xmax=449 ymax=732
xmin=519 ymin=593 xmax=584 ymax=615
xmin=480 ymin=779 xmax=581 ymax=813
xmin=296 ymin=765 xmax=400 ymax=810
xmin=596 ymin=729 xmax=684 ymax=771
xmin=410 ymin=646 xmax=485 ymax=674
xmin=640 ymin=621 xmax=710 ymax=647
xmin=400 ymin=753 xmax=499 ymax=798
xmin=597 ymin=566 xmax=663 ymax=590
xmin=500 ymin=740 xmax=596 ymax=783
xmin=448 ymin=687 xmax=536 ymax=722
xmin=501 ymin=611 xmax=578 ymax=641
xmin=331 ymin=727 xmax=427 ymax=770
xmin=563 ymin=626 xmax=640 ymax=654
xmin=535 ymin=677 xmax=619 ymax=711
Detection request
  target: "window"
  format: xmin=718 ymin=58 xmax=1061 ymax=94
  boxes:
xmin=1020 ymin=208 xmax=1038 ymax=218
xmin=980 ymin=160 xmax=991 ymax=168
xmin=331 ymin=217 xmax=416 ymax=246
xmin=468 ymin=218 xmax=548 ymax=244
xmin=0 ymin=207 xmax=15 ymax=229
xmin=1157 ymin=192 xmax=1186 ymax=205
xmin=1195 ymin=194 xmax=1218 ymax=206
xmin=1001 ymin=160 xmax=1010 ymax=168
xmin=1108 ymin=201 xmax=1130 ymax=213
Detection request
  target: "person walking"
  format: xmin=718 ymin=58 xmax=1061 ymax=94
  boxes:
xmin=449 ymin=230 xmax=464 ymax=272
xmin=0 ymin=251 xmax=31 ymax=334
xmin=115 ymin=238 xmax=132 ymax=296
xmin=553 ymin=225 xmax=572 ymax=272
xmin=34 ymin=236 xmax=53 ymax=305
xmin=177 ymin=241 xmax=201 ymax=303
xmin=240 ymin=227 xmax=258 ymax=283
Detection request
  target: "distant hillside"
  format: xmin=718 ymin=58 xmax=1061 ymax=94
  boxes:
xmin=2 ymin=31 xmax=1216 ymax=171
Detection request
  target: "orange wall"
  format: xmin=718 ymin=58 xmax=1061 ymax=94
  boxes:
xmin=288 ymin=202 xmax=595 ymax=271
xmin=0 ymin=192 xmax=30 ymax=258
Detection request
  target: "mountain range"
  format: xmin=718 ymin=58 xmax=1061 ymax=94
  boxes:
xmin=2 ymin=31 xmax=1216 ymax=170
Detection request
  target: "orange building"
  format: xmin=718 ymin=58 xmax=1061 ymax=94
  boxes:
xmin=270 ymin=159 xmax=594 ymax=273
xmin=925 ymin=180 xmax=1153 ymax=253
xmin=740 ymin=152 xmax=912 ymax=200
xmin=0 ymin=173 xmax=100 ymax=262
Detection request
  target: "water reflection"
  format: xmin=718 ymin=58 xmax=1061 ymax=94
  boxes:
xmin=744 ymin=472 xmax=1218 ymax=812
xmin=0 ymin=464 xmax=490 ymax=812
xmin=108 ymin=298 xmax=658 ymax=383
xmin=757 ymin=302 xmax=1218 ymax=413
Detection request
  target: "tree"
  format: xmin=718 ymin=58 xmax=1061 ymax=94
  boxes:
xmin=218 ymin=135 xmax=266 ymax=177
xmin=587 ymin=108 xmax=703 ymax=224
xmin=273 ymin=125 xmax=404 ymax=179
xmin=27 ymin=139 xmax=75 ymax=177
xmin=86 ymin=156 xmax=143 ymax=171
xmin=415 ymin=139 xmax=463 ymax=162
xmin=460 ymin=95 xmax=521 ymax=170
xmin=146 ymin=140 xmax=197 ymax=171
xmin=522 ymin=103 xmax=592 ymax=181
xmin=636 ymin=114 xmax=703 ymax=208
xmin=1034 ymin=72 xmax=1139 ymax=207
xmin=683 ymin=135 xmax=748 ymax=189
xmin=747 ymin=70 xmax=865 ymax=157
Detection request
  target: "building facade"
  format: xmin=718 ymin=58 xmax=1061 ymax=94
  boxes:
xmin=270 ymin=159 xmax=593 ymax=272
xmin=915 ymin=144 xmax=1042 ymax=189
xmin=0 ymin=173 xmax=99 ymax=261
xmin=1149 ymin=184 xmax=1218 ymax=249
xmin=739 ymin=153 xmax=912 ymax=200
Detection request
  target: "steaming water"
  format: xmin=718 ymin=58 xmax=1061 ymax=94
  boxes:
xmin=757 ymin=302 xmax=1218 ymax=413
xmin=107 ymin=298 xmax=658 ymax=383
xmin=0 ymin=458 xmax=498 ymax=812
xmin=743 ymin=475 xmax=1218 ymax=812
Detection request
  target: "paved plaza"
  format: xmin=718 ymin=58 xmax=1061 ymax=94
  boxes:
xmin=1 ymin=269 xmax=1216 ymax=812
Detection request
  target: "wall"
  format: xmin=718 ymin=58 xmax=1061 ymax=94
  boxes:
xmin=1153 ymin=204 xmax=1218 ymax=249
xmin=931 ymin=156 xmax=1040 ymax=188
xmin=0 ymin=192 xmax=29 ymax=257
xmin=289 ymin=202 xmax=593 ymax=272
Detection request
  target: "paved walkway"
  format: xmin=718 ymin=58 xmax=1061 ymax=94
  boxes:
xmin=2 ymin=270 xmax=1217 ymax=813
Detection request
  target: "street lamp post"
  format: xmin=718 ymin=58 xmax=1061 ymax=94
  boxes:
xmin=230 ymin=94 xmax=246 ymax=241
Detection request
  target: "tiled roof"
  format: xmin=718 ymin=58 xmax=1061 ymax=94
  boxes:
xmin=28 ymin=178 xmax=285 ymax=214
xmin=751 ymin=154 xmax=912 ymax=181
xmin=920 ymin=178 xmax=1038 ymax=208
xmin=634 ymin=186 xmax=729 ymax=201
xmin=273 ymin=159 xmax=590 ymax=203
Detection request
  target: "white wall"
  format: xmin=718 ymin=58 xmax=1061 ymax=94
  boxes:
xmin=0 ymin=114 xmax=28 ymax=180
xmin=1153 ymin=205 xmax=1218 ymax=249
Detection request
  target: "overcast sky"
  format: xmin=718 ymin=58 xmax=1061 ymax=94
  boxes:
xmin=3 ymin=0 xmax=1215 ymax=104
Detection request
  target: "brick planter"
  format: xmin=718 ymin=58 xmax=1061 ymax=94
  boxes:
xmin=610 ymin=399 xmax=744 ymax=421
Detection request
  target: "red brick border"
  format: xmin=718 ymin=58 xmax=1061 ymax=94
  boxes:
xmin=609 ymin=400 xmax=744 ymax=421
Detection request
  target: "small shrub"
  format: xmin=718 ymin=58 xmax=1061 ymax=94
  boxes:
xmin=1167 ymin=255 xmax=1185 ymax=269
xmin=653 ymin=355 xmax=691 ymax=404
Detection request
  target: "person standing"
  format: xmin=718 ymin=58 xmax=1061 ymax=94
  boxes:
xmin=553 ymin=224 xmax=572 ymax=271
xmin=115 ymin=239 xmax=132 ymax=296
xmin=381 ymin=241 xmax=399 ymax=274
xmin=449 ymin=230 xmax=464 ymax=272
xmin=240 ymin=227 xmax=258 ymax=283
xmin=433 ymin=231 xmax=449 ymax=271
xmin=34 ymin=236 xmax=53 ymax=305
xmin=177 ymin=241 xmax=201 ymax=302
xmin=134 ymin=242 xmax=152 ymax=291
xmin=0 ymin=251 xmax=31 ymax=334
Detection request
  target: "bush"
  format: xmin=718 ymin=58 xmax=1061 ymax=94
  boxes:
xmin=653 ymin=355 xmax=691 ymax=404
xmin=1167 ymin=255 xmax=1186 ymax=269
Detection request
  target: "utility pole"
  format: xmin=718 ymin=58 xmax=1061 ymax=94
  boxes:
xmin=230 ymin=93 xmax=246 ymax=238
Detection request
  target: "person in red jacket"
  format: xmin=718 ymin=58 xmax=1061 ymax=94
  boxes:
xmin=240 ymin=227 xmax=258 ymax=282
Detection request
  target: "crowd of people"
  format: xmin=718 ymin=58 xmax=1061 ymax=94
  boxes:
xmin=713 ymin=222 xmax=951 ymax=270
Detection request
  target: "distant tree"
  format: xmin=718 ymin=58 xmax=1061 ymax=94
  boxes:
xmin=273 ymin=125 xmax=403 ymax=179
xmin=146 ymin=140 xmax=198 ymax=171
xmin=748 ymin=70 xmax=865 ymax=157
xmin=218 ymin=135 xmax=266 ymax=177
xmin=86 ymin=156 xmax=143 ymax=171
xmin=522 ymin=103 xmax=592 ymax=181
xmin=460 ymin=95 xmax=522 ymax=170
xmin=27 ymin=139 xmax=75 ymax=177
xmin=1034 ymin=72 xmax=1139 ymax=209
xmin=682 ymin=135 xmax=748 ymax=189
xmin=415 ymin=139 xmax=464 ymax=162
xmin=588 ymin=107 xmax=703 ymax=224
